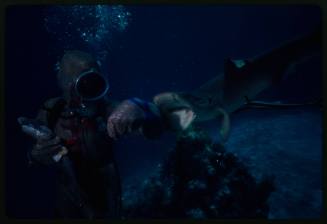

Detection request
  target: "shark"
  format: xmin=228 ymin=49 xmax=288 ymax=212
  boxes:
xmin=153 ymin=29 xmax=322 ymax=142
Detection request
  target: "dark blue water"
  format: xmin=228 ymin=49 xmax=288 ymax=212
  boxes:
xmin=5 ymin=5 xmax=322 ymax=219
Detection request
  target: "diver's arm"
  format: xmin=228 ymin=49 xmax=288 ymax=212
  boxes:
xmin=28 ymin=100 xmax=64 ymax=166
xmin=127 ymin=98 xmax=165 ymax=139
xmin=106 ymin=98 xmax=166 ymax=140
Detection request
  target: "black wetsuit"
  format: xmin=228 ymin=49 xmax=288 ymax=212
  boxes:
xmin=31 ymin=97 xmax=163 ymax=218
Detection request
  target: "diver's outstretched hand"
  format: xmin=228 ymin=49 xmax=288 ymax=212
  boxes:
xmin=107 ymin=100 xmax=146 ymax=139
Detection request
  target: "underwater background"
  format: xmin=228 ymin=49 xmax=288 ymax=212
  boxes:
xmin=5 ymin=5 xmax=322 ymax=219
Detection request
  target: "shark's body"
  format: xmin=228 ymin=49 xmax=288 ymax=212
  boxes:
xmin=154 ymin=29 xmax=321 ymax=140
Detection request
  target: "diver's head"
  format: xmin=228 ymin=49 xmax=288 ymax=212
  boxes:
xmin=57 ymin=50 xmax=109 ymax=103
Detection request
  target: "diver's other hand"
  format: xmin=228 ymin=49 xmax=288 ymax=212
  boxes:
xmin=107 ymin=100 xmax=146 ymax=139
xmin=31 ymin=136 xmax=66 ymax=165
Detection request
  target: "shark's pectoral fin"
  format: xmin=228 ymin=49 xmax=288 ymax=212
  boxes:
xmin=216 ymin=107 xmax=230 ymax=143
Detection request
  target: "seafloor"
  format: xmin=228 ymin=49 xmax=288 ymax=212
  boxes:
xmin=120 ymin=107 xmax=322 ymax=219
xmin=224 ymin=108 xmax=322 ymax=218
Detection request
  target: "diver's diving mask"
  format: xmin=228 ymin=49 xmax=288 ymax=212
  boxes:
xmin=74 ymin=69 xmax=109 ymax=101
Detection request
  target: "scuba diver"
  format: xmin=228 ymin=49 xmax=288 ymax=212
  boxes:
xmin=18 ymin=50 xmax=176 ymax=219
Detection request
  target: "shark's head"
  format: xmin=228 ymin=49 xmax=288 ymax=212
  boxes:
xmin=153 ymin=92 xmax=196 ymax=131
xmin=154 ymin=92 xmax=230 ymax=143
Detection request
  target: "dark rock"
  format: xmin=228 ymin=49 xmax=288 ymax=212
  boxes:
xmin=122 ymin=129 xmax=275 ymax=218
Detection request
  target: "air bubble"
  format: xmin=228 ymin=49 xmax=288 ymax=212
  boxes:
xmin=44 ymin=5 xmax=132 ymax=65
